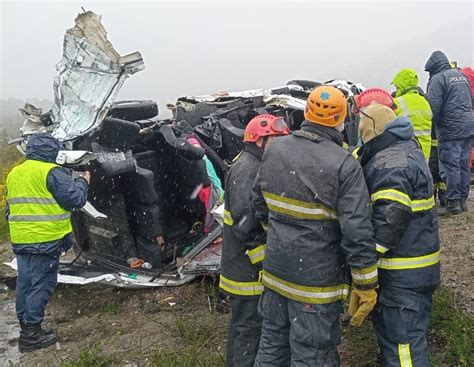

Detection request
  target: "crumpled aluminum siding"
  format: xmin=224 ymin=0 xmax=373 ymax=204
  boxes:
xmin=51 ymin=11 xmax=144 ymax=141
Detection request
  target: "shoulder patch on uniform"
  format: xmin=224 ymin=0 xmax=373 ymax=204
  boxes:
xmin=373 ymin=145 xmax=408 ymax=170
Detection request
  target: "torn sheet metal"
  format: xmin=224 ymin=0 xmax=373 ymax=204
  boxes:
xmin=324 ymin=80 xmax=365 ymax=97
xmin=51 ymin=11 xmax=144 ymax=141
xmin=179 ymin=84 xmax=305 ymax=103
xmin=18 ymin=104 xmax=51 ymax=136
xmin=264 ymin=94 xmax=307 ymax=110
xmin=180 ymin=237 xmax=222 ymax=275
xmin=4 ymin=259 xmax=196 ymax=289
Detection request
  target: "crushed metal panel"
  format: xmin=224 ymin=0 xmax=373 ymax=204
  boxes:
xmin=180 ymin=236 xmax=223 ymax=275
xmin=51 ymin=11 xmax=145 ymax=141
xmin=3 ymin=259 xmax=197 ymax=288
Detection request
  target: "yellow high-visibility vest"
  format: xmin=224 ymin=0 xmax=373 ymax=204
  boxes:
xmin=6 ymin=160 xmax=72 ymax=244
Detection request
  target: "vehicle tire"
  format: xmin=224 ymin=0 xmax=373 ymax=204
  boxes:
xmin=97 ymin=117 xmax=140 ymax=150
xmin=108 ymin=100 xmax=159 ymax=121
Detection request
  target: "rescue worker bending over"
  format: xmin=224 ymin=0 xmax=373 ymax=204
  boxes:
xmin=391 ymin=68 xmax=433 ymax=160
xmin=252 ymin=86 xmax=379 ymax=366
xmin=219 ymin=114 xmax=289 ymax=367
xmin=6 ymin=133 xmax=89 ymax=352
xmin=357 ymin=104 xmax=440 ymax=366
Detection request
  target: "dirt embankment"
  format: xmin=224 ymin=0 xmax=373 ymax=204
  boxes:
xmin=437 ymin=196 xmax=474 ymax=315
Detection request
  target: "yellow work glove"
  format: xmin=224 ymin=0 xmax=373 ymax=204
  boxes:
xmin=348 ymin=288 xmax=377 ymax=327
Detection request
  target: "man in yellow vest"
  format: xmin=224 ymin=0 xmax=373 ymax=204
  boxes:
xmin=391 ymin=68 xmax=433 ymax=160
xmin=6 ymin=133 xmax=89 ymax=352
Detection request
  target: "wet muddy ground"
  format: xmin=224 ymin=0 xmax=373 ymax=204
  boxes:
xmin=0 ymin=284 xmax=21 ymax=366
xmin=0 ymin=194 xmax=472 ymax=366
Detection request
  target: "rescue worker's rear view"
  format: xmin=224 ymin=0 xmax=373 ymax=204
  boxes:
xmin=358 ymin=104 xmax=440 ymax=366
xmin=252 ymin=86 xmax=379 ymax=366
xmin=219 ymin=114 xmax=289 ymax=367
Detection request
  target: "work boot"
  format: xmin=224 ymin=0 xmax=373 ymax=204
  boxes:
xmin=20 ymin=321 xmax=56 ymax=337
xmin=19 ymin=323 xmax=58 ymax=353
xmin=461 ymin=200 xmax=469 ymax=212
xmin=438 ymin=200 xmax=462 ymax=216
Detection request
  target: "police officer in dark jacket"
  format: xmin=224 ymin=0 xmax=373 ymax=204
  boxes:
xmin=358 ymin=104 xmax=440 ymax=366
xmin=425 ymin=50 xmax=474 ymax=214
xmin=6 ymin=133 xmax=89 ymax=352
xmin=253 ymin=86 xmax=378 ymax=366
xmin=219 ymin=114 xmax=289 ymax=367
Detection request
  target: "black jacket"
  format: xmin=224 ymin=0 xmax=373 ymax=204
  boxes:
xmin=219 ymin=144 xmax=266 ymax=298
xmin=252 ymin=122 xmax=378 ymax=304
xmin=425 ymin=51 xmax=474 ymax=141
xmin=359 ymin=117 xmax=440 ymax=289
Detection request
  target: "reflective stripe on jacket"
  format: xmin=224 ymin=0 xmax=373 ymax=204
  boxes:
xmin=361 ymin=133 xmax=440 ymax=289
xmin=252 ymin=123 xmax=378 ymax=304
xmin=6 ymin=160 xmax=73 ymax=244
xmin=219 ymin=145 xmax=266 ymax=298
xmin=394 ymin=93 xmax=432 ymax=159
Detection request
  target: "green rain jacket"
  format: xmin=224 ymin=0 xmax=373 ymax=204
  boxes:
xmin=392 ymin=68 xmax=433 ymax=159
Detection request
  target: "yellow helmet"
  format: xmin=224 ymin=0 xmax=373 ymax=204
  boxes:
xmin=304 ymin=86 xmax=347 ymax=127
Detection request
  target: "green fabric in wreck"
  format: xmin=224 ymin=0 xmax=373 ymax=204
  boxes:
xmin=203 ymin=156 xmax=224 ymax=200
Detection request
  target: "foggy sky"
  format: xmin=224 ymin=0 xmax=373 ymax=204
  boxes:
xmin=1 ymin=0 xmax=473 ymax=112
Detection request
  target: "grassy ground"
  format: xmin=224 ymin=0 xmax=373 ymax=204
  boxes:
xmin=341 ymin=287 xmax=474 ymax=367
xmin=48 ymin=283 xmax=472 ymax=367
xmin=429 ymin=288 xmax=474 ymax=366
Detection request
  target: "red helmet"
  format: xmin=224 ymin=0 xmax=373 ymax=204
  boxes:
xmin=244 ymin=114 xmax=290 ymax=143
xmin=353 ymin=88 xmax=396 ymax=113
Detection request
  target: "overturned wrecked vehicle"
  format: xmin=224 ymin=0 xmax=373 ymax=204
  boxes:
xmin=7 ymin=11 xmax=365 ymax=288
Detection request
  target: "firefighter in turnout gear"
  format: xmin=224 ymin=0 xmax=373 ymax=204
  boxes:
xmin=357 ymin=104 xmax=440 ymax=366
xmin=252 ymin=86 xmax=379 ymax=366
xmin=219 ymin=114 xmax=289 ymax=367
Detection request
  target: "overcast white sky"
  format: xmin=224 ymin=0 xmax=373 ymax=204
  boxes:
xmin=0 ymin=0 xmax=473 ymax=111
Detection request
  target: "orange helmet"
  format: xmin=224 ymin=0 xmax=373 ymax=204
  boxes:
xmin=244 ymin=114 xmax=290 ymax=143
xmin=304 ymin=86 xmax=347 ymax=127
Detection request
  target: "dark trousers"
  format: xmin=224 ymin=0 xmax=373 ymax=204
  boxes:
xmin=438 ymin=138 xmax=471 ymax=202
xmin=226 ymin=297 xmax=262 ymax=367
xmin=254 ymin=288 xmax=342 ymax=367
xmin=16 ymin=253 xmax=60 ymax=325
xmin=372 ymin=286 xmax=435 ymax=367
